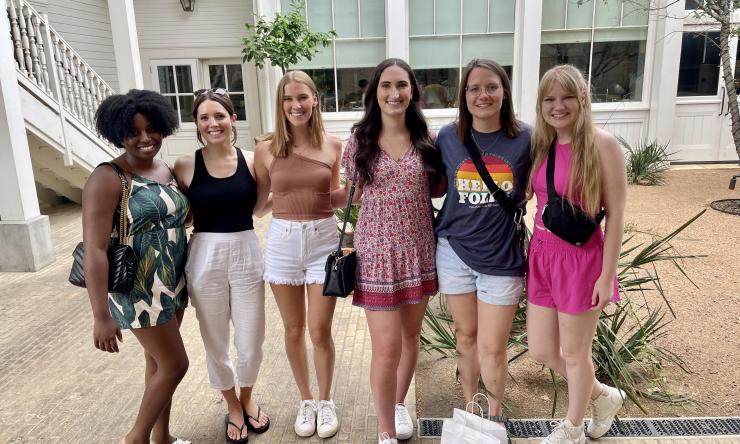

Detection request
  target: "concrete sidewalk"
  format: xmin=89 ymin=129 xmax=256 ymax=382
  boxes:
xmin=1 ymin=204 xmax=737 ymax=444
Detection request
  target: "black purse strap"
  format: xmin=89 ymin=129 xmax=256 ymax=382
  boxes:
xmin=99 ymin=162 xmax=131 ymax=243
xmin=545 ymin=141 xmax=606 ymax=223
xmin=336 ymin=168 xmax=359 ymax=252
xmin=462 ymin=133 xmax=524 ymax=225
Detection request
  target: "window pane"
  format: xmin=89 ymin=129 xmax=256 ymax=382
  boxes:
xmin=335 ymin=40 xmax=385 ymax=68
xmin=410 ymin=36 xmax=460 ymax=69
xmin=415 ymin=68 xmax=459 ymax=109
xmin=463 ymin=0 xmax=488 ymax=33
xmin=542 ymin=0 xmax=567 ymax=30
xmin=490 ymin=0 xmax=515 ymax=32
xmin=590 ymin=38 xmax=646 ymax=102
xmin=541 ymin=29 xmax=592 ymax=44
xmin=337 ymin=67 xmax=374 ymax=111
xmin=226 ymin=64 xmax=244 ymax=92
xmin=677 ymin=32 xmax=720 ymax=96
xmin=685 ymin=0 xmax=701 ymax=10
xmin=209 ymin=65 xmax=226 ymax=89
xmin=231 ymin=93 xmax=247 ymax=121
xmin=735 ymin=44 xmax=740 ymax=95
xmin=175 ymin=65 xmax=193 ymax=93
xmin=462 ymin=34 xmax=514 ymax=67
xmin=410 ymin=0 xmax=434 ymax=35
xmin=436 ymin=0 xmax=461 ymax=34
xmin=166 ymin=95 xmax=177 ymax=114
xmin=307 ymin=0 xmax=332 ymax=32
xmin=360 ymin=0 xmax=385 ymax=37
xmin=178 ymin=95 xmax=194 ymax=122
xmin=566 ymin=0 xmax=593 ymax=29
xmin=158 ymin=66 xmax=175 ymax=93
xmin=294 ymin=44 xmax=334 ymax=69
xmin=623 ymin=0 xmax=649 ymax=26
xmin=335 ymin=0 xmax=359 ymax=38
xmin=540 ymin=42 xmax=591 ymax=80
xmin=302 ymin=68 xmax=336 ymax=112
xmin=595 ymin=0 xmax=621 ymax=27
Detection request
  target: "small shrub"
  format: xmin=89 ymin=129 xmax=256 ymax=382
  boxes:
xmin=620 ymin=137 xmax=675 ymax=186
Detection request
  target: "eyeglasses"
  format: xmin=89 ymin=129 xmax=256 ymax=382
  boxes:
xmin=465 ymin=85 xmax=500 ymax=97
xmin=194 ymin=88 xmax=228 ymax=97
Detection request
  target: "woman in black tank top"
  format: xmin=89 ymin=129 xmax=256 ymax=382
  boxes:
xmin=174 ymin=91 xmax=270 ymax=444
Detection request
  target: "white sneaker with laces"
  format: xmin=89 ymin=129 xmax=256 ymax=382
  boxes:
xmin=394 ymin=403 xmax=413 ymax=440
xmin=540 ymin=419 xmax=586 ymax=444
xmin=294 ymin=399 xmax=317 ymax=437
xmin=379 ymin=432 xmax=398 ymax=444
xmin=317 ymin=399 xmax=339 ymax=438
xmin=587 ymin=384 xmax=625 ymax=438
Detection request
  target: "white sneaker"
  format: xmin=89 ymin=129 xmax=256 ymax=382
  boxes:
xmin=317 ymin=399 xmax=339 ymax=438
xmin=541 ymin=420 xmax=586 ymax=444
xmin=379 ymin=432 xmax=398 ymax=444
xmin=394 ymin=403 xmax=413 ymax=440
xmin=587 ymin=384 xmax=625 ymax=438
xmin=294 ymin=399 xmax=317 ymax=437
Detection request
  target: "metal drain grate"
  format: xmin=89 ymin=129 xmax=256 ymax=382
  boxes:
xmin=418 ymin=417 xmax=740 ymax=438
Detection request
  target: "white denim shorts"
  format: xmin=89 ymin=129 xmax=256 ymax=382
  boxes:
xmin=263 ymin=216 xmax=339 ymax=285
xmin=436 ymin=237 xmax=524 ymax=305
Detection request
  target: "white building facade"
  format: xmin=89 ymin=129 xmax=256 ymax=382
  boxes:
xmin=1 ymin=0 xmax=738 ymax=270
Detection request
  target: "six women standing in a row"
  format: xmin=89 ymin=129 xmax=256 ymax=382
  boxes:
xmin=83 ymin=57 xmax=627 ymax=444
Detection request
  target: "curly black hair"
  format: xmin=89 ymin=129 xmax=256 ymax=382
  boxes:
xmin=94 ymin=89 xmax=179 ymax=147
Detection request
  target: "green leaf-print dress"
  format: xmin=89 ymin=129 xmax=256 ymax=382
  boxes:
xmin=108 ymin=174 xmax=189 ymax=330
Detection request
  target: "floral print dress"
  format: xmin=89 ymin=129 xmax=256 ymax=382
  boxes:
xmin=342 ymin=135 xmax=438 ymax=311
xmin=108 ymin=172 xmax=189 ymax=329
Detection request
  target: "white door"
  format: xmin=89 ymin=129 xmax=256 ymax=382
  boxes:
xmin=718 ymin=42 xmax=740 ymax=161
xmin=673 ymin=31 xmax=737 ymax=162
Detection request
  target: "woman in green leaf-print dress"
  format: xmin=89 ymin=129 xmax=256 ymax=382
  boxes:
xmin=82 ymin=89 xmax=191 ymax=444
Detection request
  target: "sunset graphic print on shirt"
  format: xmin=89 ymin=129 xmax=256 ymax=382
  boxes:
xmin=454 ymin=154 xmax=514 ymax=208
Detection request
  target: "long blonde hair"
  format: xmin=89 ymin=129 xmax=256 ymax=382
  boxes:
xmin=528 ymin=65 xmax=601 ymax=216
xmin=268 ymin=70 xmax=325 ymax=157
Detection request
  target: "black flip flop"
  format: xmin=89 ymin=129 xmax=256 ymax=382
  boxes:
xmin=244 ymin=406 xmax=270 ymax=434
xmin=224 ymin=413 xmax=248 ymax=444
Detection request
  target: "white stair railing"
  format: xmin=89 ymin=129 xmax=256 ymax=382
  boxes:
xmin=7 ymin=0 xmax=114 ymax=133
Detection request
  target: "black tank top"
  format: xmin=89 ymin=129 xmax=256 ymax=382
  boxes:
xmin=187 ymin=148 xmax=256 ymax=233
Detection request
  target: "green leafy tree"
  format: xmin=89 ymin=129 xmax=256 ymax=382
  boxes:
xmin=241 ymin=0 xmax=336 ymax=74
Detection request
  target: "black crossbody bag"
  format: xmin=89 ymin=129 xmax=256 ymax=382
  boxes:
xmin=462 ymin=135 xmax=526 ymax=241
xmin=541 ymin=141 xmax=606 ymax=246
xmin=323 ymin=169 xmax=358 ymax=297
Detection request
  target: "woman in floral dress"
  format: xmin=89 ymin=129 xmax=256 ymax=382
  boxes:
xmin=342 ymin=58 xmax=446 ymax=444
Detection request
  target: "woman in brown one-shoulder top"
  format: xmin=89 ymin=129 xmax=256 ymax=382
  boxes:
xmin=253 ymin=70 xmax=346 ymax=439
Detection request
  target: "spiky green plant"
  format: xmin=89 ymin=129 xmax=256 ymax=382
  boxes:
xmin=620 ymin=137 xmax=675 ymax=186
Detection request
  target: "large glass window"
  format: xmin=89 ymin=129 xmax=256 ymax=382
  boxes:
xmin=281 ymin=0 xmax=386 ymax=112
xmin=409 ymin=0 xmax=516 ymax=109
xmin=677 ymin=32 xmax=720 ymax=96
xmin=541 ymin=0 xmax=649 ymax=103
xmin=207 ymin=63 xmax=248 ymax=120
xmin=157 ymin=65 xmax=195 ymax=123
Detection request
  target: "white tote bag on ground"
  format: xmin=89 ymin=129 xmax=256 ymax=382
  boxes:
xmin=440 ymin=393 xmax=507 ymax=444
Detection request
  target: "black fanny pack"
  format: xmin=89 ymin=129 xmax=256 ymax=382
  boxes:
xmin=541 ymin=142 xmax=605 ymax=246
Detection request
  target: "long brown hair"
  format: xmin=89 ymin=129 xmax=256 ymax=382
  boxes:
xmin=528 ymin=65 xmax=601 ymax=216
xmin=456 ymin=59 xmax=522 ymax=142
xmin=192 ymin=90 xmax=238 ymax=146
xmin=268 ymin=70 xmax=325 ymax=158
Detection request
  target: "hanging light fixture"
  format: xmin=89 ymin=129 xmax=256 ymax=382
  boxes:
xmin=179 ymin=0 xmax=194 ymax=12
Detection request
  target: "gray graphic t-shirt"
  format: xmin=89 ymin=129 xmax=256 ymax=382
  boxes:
xmin=434 ymin=123 xmax=532 ymax=276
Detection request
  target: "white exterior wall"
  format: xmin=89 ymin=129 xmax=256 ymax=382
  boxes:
xmin=28 ymin=0 xmax=119 ymax=91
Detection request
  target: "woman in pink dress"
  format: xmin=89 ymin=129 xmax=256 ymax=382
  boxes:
xmin=342 ymin=58 xmax=446 ymax=444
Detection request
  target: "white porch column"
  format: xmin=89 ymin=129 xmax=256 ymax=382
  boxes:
xmin=107 ymin=0 xmax=144 ymax=92
xmin=647 ymin=0 xmax=684 ymax=144
xmin=0 ymin=0 xmax=54 ymax=271
xmin=513 ymin=0 xmax=542 ymax=126
xmin=386 ymin=0 xmax=409 ymax=60
xmin=253 ymin=0 xmax=283 ymax=133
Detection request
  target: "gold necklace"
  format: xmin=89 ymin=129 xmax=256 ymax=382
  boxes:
xmin=471 ymin=129 xmax=503 ymax=153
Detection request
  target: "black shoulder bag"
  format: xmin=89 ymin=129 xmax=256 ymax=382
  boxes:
xmin=541 ymin=141 xmax=606 ymax=246
xmin=323 ymin=169 xmax=358 ymax=297
xmin=68 ymin=162 xmax=136 ymax=292
xmin=462 ymin=134 xmax=526 ymax=239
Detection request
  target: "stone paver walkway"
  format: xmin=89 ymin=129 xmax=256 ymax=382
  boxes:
xmin=1 ymin=204 xmax=737 ymax=444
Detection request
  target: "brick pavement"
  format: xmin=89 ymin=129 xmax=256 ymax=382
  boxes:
xmin=1 ymin=204 xmax=737 ymax=444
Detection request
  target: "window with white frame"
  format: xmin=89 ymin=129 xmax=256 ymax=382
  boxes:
xmin=157 ymin=64 xmax=196 ymax=123
xmin=280 ymin=0 xmax=386 ymax=112
xmin=540 ymin=0 xmax=649 ymax=103
xmin=677 ymin=32 xmax=720 ymax=96
xmin=409 ymin=0 xmax=516 ymax=109
xmin=206 ymin=63 xmax=248 ymax=120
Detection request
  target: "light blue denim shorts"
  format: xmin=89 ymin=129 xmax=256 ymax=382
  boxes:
xmin=436 ymin=237 xmax=524 ymax=306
